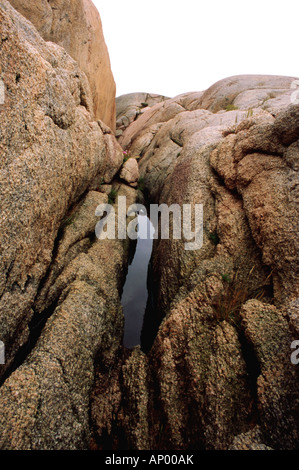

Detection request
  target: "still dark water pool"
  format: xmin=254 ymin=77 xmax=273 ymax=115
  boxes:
xmin=121 ymin=214 xmax=155 ymax=349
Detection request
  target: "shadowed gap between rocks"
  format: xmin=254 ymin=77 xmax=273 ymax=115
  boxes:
xmin=0 ymin=192 xmax=93 ymax=387
xmin=0 ymin=298 xmax=59 ymax=388
xmin=120 ymin=191 xmax=186 ymax=354
xmin=121 ymin=210 xmax=158 ymax=351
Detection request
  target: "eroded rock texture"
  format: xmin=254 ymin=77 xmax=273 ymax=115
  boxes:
xmin=91 ymin=76 xmax=299 ymax=450
xmin=9 ymin=0 xmax=116 ymax=129
xmin=116 ymin=93 xmax=169 ymax=138
xmin=0 ymin=0 xmax=125 ymax=449
xmin=0 ymin=0 xmax=298 ymax=450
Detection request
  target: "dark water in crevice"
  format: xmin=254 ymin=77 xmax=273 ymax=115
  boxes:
xmin=121 ymin=214 xmax=155 ymax=349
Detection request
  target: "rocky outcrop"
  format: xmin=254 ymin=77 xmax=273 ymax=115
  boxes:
xmin=199 ymin=74 xmax=297 ymax=113
xmin=0 ymin=1 xmax=298 ymax=449
xmin=240 ymin=300 xmax=298 ymax=449
xmin=0 ymin=185 xmax=136 ymax=449
xmin=92 ymin=76 xmax=299 ymax=450
xmin=9 ymin=0 xmax=116 ymax=130
xmin=0 ymin=0 xmax=123 ymax=373
xmin=0 ymin=0 xmax=127 ymax=449
xmin=116 ymin=92 xmax=169 ymax=138
xmin=120 ymin=158 xmax=140 ymax=187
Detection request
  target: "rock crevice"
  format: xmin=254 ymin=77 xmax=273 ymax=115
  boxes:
xmin=0 ymin=0 xmax=298 ymax=451
xmin=90 ymin=75 xmax=299 ymax=451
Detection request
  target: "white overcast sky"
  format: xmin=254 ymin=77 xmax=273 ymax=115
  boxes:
xmin=93 ymin=0 xmax=298 ymax=98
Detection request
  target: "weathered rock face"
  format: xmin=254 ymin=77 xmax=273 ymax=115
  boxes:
xmin=0 ymin=184 xmax=136 ymax=450
xmin=116 ymin=93 xmax=169 ymax=138
xmin=9 ymin=0 xmax=116 ymax=130
xmin=92 ymin=76 xmax=299 ymax=450
xmin=199 ymin=74 xmax=297 ymax=113
xmin=120 ymin=158 xmax=139 ymax=187
xmin=0 ymin=1 xmax=298 ymax=449
xmin=0 ymin=0 xmax=126 ymax=449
